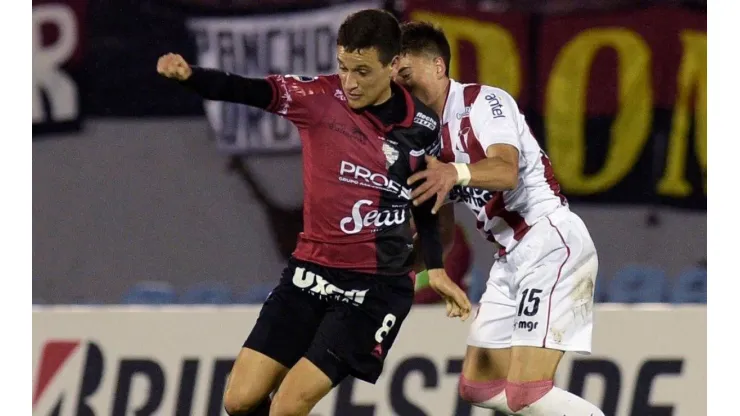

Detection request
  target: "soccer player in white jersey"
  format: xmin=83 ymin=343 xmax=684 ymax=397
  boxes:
xmin=396 ymin=22 xmax=605 ymax=416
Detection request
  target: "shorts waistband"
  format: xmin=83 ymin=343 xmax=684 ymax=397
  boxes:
xmin=492 ymin=206 xmax=572 ymax=260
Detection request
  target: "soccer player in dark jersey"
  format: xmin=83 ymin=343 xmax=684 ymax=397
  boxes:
xmin=157 ymin=9 xmax=471 ymax=416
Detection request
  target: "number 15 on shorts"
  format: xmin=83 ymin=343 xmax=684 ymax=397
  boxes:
xmin=517 ymin=288 xmax=543 ymax=317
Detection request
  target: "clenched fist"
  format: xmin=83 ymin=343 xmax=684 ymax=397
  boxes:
xmin=157 ymin=53 xmax=192 ymax=81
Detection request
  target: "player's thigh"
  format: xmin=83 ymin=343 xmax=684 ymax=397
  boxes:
xmin=243 ymin=263 xmax=327 ymax=367
xmin=305 ymin=276 xmax=415 ymax=386
xmin=234 ymin=264 xmax=326 ymax=408
xmin=462 ymin=346 xmax=511 ymax=381
xmin=271 ymin=358 xmax=334 ymax=416
xmin=466 ymin=260 xmax=518 ymax=352
xmin=507 ymin=346 xmax=564 ymax=382
xmin=223 ymin=347 xmax=288 ymax=413
xmin=508 ymin=211 xmax=598 ymax=376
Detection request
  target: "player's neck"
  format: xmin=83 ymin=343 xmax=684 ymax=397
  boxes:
xmin=430 ymin=78 xmax=451 ymax=118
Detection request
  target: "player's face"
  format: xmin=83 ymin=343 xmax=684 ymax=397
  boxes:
xmin=394 ymin=53 xmax=440 ymax=106
xmin=337 ymin=46 xmax=396 ymax=109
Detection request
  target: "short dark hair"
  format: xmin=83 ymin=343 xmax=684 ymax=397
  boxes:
xmin=337 ymin=9 xmax=401 ymax=66
xmin=400 ymin=21 xmax=452 ymax=76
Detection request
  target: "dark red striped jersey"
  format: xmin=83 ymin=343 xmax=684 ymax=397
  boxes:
xmin=439 ymin=80 xmax=567 ymax=253
xmin=262 ymin=74 xmax=441 ymax=275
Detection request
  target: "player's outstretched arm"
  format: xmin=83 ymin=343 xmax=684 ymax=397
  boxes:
xmin=156 ymin=53 xmax=273 ymax=108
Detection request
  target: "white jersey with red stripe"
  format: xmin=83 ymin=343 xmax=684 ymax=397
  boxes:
xmin=440 ymin=79 xmax=567 ymax=254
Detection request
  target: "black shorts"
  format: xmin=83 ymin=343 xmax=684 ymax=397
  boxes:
xmin=243 ymin=258 xmax=414 ymax=386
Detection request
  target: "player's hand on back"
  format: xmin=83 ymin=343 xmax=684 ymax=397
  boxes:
xmin=427 ymin=268 xmax=472 ymax=321
xmin=156 ymin=53 xmax=193 ymax=81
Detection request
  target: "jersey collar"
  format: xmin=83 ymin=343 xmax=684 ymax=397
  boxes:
xmin=363 ymin=82 xmax=415 ymax=133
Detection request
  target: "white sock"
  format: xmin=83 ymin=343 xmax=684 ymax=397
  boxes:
xmin=458 ymin=376 xmax=514 ymax=414
xmin=513 ymin=386 xmax=605 ymax=416
xmin=474 ymin=390 xmax=514 ymax=414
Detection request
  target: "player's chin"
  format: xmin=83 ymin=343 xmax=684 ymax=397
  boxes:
xmin=346 ymin=97 xmax=367 ymax=109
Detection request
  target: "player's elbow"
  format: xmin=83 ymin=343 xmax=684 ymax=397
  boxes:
xmin=499 ymin=168 xmax=518 ymax=191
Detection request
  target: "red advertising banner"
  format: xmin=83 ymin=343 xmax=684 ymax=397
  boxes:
xmin=404 ymin=3 xmax=706 ymax=209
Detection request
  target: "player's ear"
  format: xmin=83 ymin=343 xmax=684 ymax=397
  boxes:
xmin=389 ymin=55 xmax=400 ymax=73
xmin=434 ymin=56 xmax=446 ymax=79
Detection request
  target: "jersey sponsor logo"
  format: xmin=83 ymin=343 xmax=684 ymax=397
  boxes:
xmin=292 ymin=266 xmax=368 ymax=304
xmin=484 ymin=93 xmax=505 ymax=119
xmin=413 ymin=112 xmax=438 ymax=130
xmin=334 ymin=89 xmax=347 ymax=101
xmin=340 ymin=200 xmax=407 ymax=235
xmin=339 ymin=161 xmax=412 ymax=199
xmin=455 ymin=106 xmax=471 ymax=120
xmin=513 ymin=320 xmax=539 ymax=332
xmin=449 ymin=185 xmax=493 ymax=211
xmin=382 ymin=143 xmax=399 ymax=168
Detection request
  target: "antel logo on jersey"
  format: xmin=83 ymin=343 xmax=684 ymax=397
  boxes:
xmin=485 ymin=94 xmax=506 ymax=119
xmin=340 ymin=200 xmax=406 ymax=235
xmin=33 ymin=340 xmax=234 ymax=415
xmin=339 ymin=161 xmax=412 ymax=199
xmin=449 ymin=185 xmax=494 ymax=209
xmin=455 ymin=106 xmax=471 ymax=120
xmin=413 ymin=112 xmax=437 ymax=130
xmin=292 ymin=266 xmax=368 ymax=304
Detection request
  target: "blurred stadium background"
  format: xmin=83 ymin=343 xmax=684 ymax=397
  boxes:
xmin=32 ymin=0 xmax=706 ymax=415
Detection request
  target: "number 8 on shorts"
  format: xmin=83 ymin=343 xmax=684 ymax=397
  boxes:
xmin=375 ymin=313 xmax=397 ymax=343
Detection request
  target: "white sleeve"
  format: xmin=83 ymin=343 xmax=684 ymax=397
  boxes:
xmin=469 ymin=87 xmax=522 ymax=153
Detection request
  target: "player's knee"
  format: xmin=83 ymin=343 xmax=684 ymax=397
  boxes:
xmin=505 ymin=380 xmax=554 ymax=413
xmin=458 ymin=374 xmax=506 ymax=404
xmin=270 ymin=387 xmax=313 ymax=416
xmin=223 ymin=386 xmax=264 ymax=415
xmin=223 ymin=395 xmax=255 ymax=415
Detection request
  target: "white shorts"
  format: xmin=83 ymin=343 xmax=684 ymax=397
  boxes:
xmin=467 ymin=208 xmax=598 ymax=354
